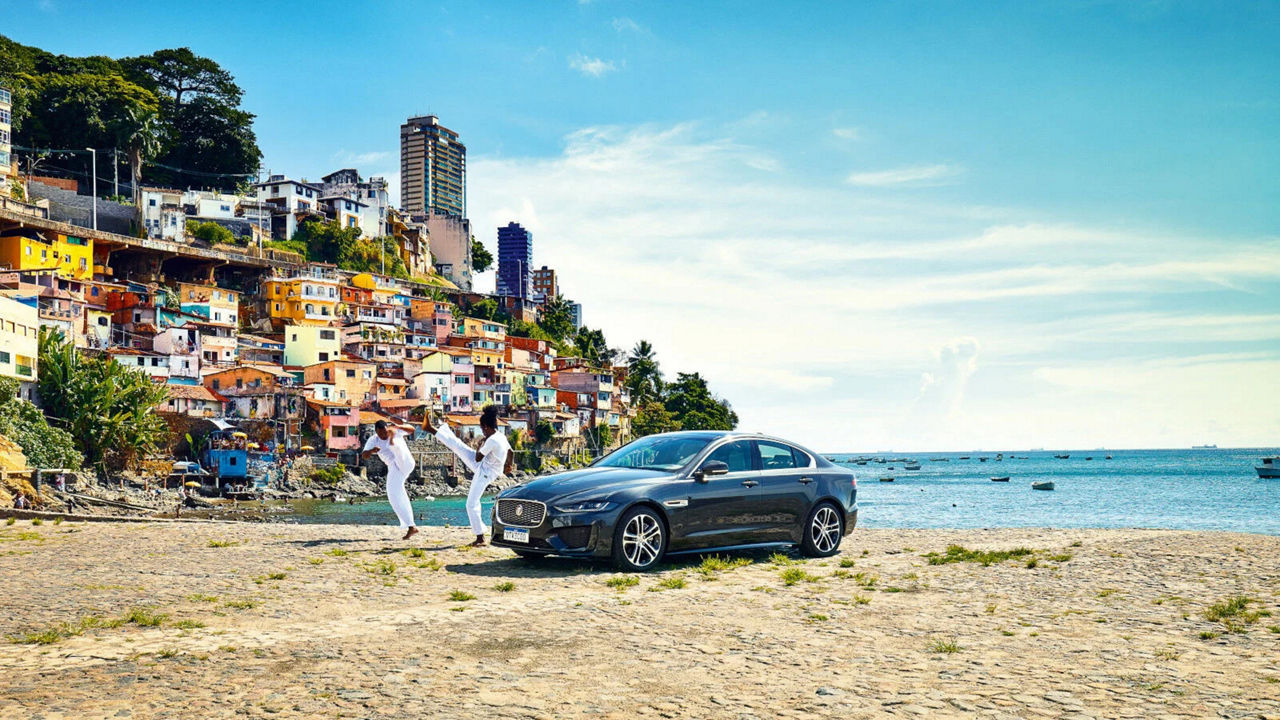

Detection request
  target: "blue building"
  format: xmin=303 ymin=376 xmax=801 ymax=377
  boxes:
xmin=496 ymin=222 xmax=532 ymax=299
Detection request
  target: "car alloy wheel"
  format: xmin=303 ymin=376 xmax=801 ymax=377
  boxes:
xmin=622 ymin=512 xmax=662 ymax=567
xmin=801 ymin=502 xmax=844 ymax=557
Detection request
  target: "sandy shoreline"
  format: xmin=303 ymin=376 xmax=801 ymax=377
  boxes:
xmin=1 ymin=522 xmax=1277 ymax=719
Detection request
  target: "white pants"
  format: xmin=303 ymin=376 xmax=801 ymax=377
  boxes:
xmin=387 ymin=465 xmax=415 ymax=529
xmin=435 ymin=426 xmax=496 ymax=536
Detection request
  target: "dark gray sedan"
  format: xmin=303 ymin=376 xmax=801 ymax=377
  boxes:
xmin=490 ymin=431 xmax=858 ymax=571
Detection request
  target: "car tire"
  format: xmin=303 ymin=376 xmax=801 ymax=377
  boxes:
xmin=799 ymin=502 xmax=844 ymax=558
xmin=611 ymin=506 xmax=667 ymax=572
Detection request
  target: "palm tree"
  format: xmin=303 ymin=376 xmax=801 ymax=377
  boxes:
xmin=112 ymin=107 xmax=162 ymax=209
xmin=627 ymin=340 xmax=663 ymax=402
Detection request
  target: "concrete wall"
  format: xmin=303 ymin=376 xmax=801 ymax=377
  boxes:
xmin=29 ymin=180 xmax=136 ymax=236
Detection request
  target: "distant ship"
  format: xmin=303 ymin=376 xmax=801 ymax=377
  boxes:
xmin=1257 ymin=458 xmax=1279 ymax=479
xmin=1192 ymin=444 xmax=1218 ymax=449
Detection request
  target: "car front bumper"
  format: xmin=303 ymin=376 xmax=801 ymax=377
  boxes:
xmin=489 ymin=506 xmax=619 ymax=558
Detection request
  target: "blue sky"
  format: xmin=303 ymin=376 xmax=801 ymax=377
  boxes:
xmin=10 ymin=1 xmax=1280 ymax=450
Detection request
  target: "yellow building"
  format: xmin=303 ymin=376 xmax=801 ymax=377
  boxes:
xmin=0 ymin=294 xmax=38 ymax=398
xmin=284 ymin=324 xmax=341 ymax=367
xmin=459 ymin=317 xmax=506 ymax=341
xmin=349 ymin=272 xmax=402 ymax=304
xmin=0 ymin=231 xmax=94 ymax=281
xmin=262 ymin=266 xmax=342 ymax=327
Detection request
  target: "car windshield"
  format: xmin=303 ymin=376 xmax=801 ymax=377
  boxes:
xmin=594 ymin=435 xmax=714 ymax=471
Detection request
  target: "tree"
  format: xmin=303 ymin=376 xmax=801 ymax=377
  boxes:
xmin=664 ymin=372 xmax=738 ymax=431
xmin=626 ymin=340 xmax=663 ymax=403
xmin=0 ymin=378 xmax=83 ymax=470
xmin=36 ymin=328 xmax=170 ymax=472
xmin=537 ymin=295 xmax=577 ymax=342
xmin=120 ymin=47 xmax=242 ymax=110
xmin=110 ymin=105 xmax=161 ymax=207
xmin=150 ymin=97 xmax=261 ymax=191
xmin=186 ymin=220 xmax=236 ymax=245
xmin=573 ymin=327 xmax=618 ymax=367
xmin=471 ymin=236 xmax=494 ymax=273
xmin=631 ymin=399 xmax=681 ymax=438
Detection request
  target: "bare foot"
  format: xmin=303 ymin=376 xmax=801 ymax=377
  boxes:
xmin=402 ymin=527 xmax=419 ymax=541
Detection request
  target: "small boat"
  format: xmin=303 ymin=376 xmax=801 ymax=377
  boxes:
xmin=879 ymin=477 xmax=895 ymax=482
xmin=1105 ymin=455 xmax=1112 ymax=460
xmin=991 ymin=476 xmax=1010 ymax=482
xmin=1257 ymin=458 xmax=1280 ymax=479
xmin=855 ymin=461 xmax=868 ymax=466
xmin=903 ymin=463 xmax=921 ymax=471
xmin=958 ymin=456 xmax=970 ymax=460
xmin=1031 ymin=481 xmax=1055 ymax=491
xmin=1085 ymin=456 xmax=1094 ymax=461
xmin=1053 ymin=454 xmax=1070 ymax=459
xmin=1192 ymin=444 xmax=1218 ymax=449
xmin=424 ymin=495 xmax=436 ymax=501
xmin=979 ymin=457 xmax=988 ymax=462
xmin=929 ymin=458 xmax=949 ymax=462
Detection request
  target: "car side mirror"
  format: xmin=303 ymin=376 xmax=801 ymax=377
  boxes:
xmin=694 ymin=460 xmax=730 ymax=482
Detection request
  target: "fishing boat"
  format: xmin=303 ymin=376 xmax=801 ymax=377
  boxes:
xmin=855 ymin=460 xmax=868 ymax=466
xmin=979 ymin=457 xmax=988 ymax=462
xmin=879 ymin=477 xmax=895 ymax=482
xmin=929 ymin=458 xmax=950 ymax=462
xmin=1053 ymin=454 xmax=1070 ymax=459
xmin=991 ymin=476 xmax=1010 ymax=482
xmin=958 ymin=456 xmax=970 ymax=460
xmin=1031 ymin=481 xmax=1055 ymax=491
xmin=1257 ymin=458 xmax=1280 ymax=479
xmin=903 ymin=463 xmax=921 ymax=470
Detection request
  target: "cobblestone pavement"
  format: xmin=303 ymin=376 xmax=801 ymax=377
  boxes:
xmin=0 ymin=521 xmax=1277 ymax=719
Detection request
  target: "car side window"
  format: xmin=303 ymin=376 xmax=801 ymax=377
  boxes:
xmin=791 ymin=447 xmax=813 ymax=468
xmin=757 ymin=441 xmax=798 ymax=471
xmin=705 ymin=440 xmax=754 ymax=473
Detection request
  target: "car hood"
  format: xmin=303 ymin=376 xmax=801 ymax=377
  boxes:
xmin=506 ymin=466 xmax=673 ymax=501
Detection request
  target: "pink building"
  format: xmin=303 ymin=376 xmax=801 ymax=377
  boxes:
xmin=307 ymin=399 xmax=361 ymax=452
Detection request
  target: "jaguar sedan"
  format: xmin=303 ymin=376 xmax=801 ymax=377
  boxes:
xmin=490 ymin=431 xmax=857 ymax=571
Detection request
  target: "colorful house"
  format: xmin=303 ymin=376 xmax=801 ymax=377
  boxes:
xmin=284 ymin=324 xmax=341 ymax=366
xmin=307 ymin=399 xmax=360 ymax=451
xmin=262 ymin=265 xmax=342 ymax=327
xmin=177 ymin=282 xmax=240 ymax=327
xmin=161 ymin=383 xmax=224 ymax=418
xmin=0 ymin=293 xmax=38 ymax=400
xmin=301 ymin=359 xmax=376 ymax=406
xmin=0 ymin=229 xmax=93 ymax=281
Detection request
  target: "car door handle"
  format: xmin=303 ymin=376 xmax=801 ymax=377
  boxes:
xmin=798 ymin=477 xmax=814 ymax=484
xmin=741 ymin=480 xmax=759 ymax=488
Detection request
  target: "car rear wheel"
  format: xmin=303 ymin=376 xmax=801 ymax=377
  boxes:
xmin=800 ymin=502 xmax=844 ymax=557
xmin=612 ymin=506 xmax=666 ymax=572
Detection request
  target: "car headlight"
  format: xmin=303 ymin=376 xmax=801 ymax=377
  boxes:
xmin=553 ymin=500 xmax=615 ymax=513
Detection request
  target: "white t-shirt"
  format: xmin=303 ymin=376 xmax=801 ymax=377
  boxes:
xmin=364 ymin=428 xmax=415 ymax=476
xmin=478 ymin=431 xmax=511 ymax=477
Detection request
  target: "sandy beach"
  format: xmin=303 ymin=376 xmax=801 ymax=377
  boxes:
xmin=1 ymin=521 xmax=1277 ymax=719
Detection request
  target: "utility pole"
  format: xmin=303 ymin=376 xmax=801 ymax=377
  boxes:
xmin=112 ymin=148 xmax=119 ymax=197
xmin=85 ymin=148 xmax=97 ymax=231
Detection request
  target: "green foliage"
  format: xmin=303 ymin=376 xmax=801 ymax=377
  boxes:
xmin=36 ymin=328 xmax=169 ymax=471
xmin=626 ymin=340 xmax=663 ymax=403
xmin=0 ymin=378 xmax=83 ymax=470
xmin=289 ymin=220 xmax=409 ymax=278
xmin=663 ymin=372 xmax=738 ymax=431
xmin=1 ymin=36 xmax=261 ymax=193
xmin=583 ymin=423 xmax=613 ymax=452
xmin=924 ymin=545 xmax=1034 ymax=566
xmin=632 ymin=399 xmax=681 ymax=438
xmin=572 ymin=327 xmax=618 ymax=366
xmin=309 ymin=465 xmax=346 ymax=485
xmin=471 ymin=237 xmax=494 ymax=273
xmin=538 ymin=295 xmax=577 ymax=342
xmin=534 ymin=420 xmax=554 ymax=445
xmin=186 ymin=220 xmax=236 ymax=245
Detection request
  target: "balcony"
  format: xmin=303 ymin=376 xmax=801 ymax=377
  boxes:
xmin=15 ymin=364 xmax=33 ymax=378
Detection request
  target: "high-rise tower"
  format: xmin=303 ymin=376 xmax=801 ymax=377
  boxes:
xmin=496 ymin=222 xmax=533 ymax=299
xmin=399 ymin=115 xmax=466 ymax=217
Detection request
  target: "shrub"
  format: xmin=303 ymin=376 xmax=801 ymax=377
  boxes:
xmin=309 ymin=465 xmax=346 ymax=485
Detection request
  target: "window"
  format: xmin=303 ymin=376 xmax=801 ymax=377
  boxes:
xmin=345 ymin=369 xmax=356 ymax=378
xmin=756 ymin=442 xmax=799 ymax=471
xmin=319 ymin=352 xmax=329 ymax=361
xmin=149 ymin=198 xmax=157 ymax=207
xmin=0 ymin=352 xmax=9 ymax=364
xmin=362 ymin=371 xmax=372 ymax=379
xmin=323 ymin=369 xmax=331 ymax=381
xmin=320 ymin=330 xmax=335 ymax=340
xmin=211 ymin=379 xmax=220 ymax=390
xmin=291 ymin=334 xmax=298 ymax=342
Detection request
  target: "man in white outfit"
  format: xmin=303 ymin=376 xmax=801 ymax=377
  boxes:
xmin=423 ymin=405 xmax=512 ymax=547
xmin=361 ymin=420 xmax=419 ymax=540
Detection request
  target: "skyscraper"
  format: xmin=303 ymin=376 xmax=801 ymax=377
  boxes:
xmin=399 ymin=115 xmax=466 ymax=217
xmin=496 ymin=222 xmax=533 ymax=299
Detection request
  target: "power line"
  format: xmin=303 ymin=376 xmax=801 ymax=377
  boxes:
xmin=12 ymin=144 xmax=257 ymax=180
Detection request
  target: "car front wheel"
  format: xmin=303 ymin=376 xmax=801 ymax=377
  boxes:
xmin=612 ymin=506 xmax=666 ymax=571
xmin=799 ymin=502 xmax=844 ymax=557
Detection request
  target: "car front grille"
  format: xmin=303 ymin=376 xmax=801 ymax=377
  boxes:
xmin=496 ymin=498 xmax=547 ymax=528
xmin=555 ymin=525 xmax=592 ymax=549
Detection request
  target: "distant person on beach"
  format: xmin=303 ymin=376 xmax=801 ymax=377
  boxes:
xmin=14 ymin=493 xmax=27 ymax=510
xmin=422 ymin=405 xmax=513 ymax=547
xmin=361 ymin=419 xmax=420 ymax=540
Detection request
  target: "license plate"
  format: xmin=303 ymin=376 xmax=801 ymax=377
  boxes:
xmin=503 ymin=527 xmax=530 ymax=543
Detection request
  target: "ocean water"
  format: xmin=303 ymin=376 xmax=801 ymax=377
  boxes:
xmin=277 ymin=448 xmax=1280 ymax=535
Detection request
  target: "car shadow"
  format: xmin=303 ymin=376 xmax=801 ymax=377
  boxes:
xmin=445 ymin=555 xmax=607 ymax=578
xmin=277 ymin=538 xmax=368 ymax=548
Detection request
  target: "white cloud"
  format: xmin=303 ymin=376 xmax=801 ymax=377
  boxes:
xmin=832 ymin=126 xmax=861 ymax=140
xmin=612 ymin=17 xmax=644 ymax=33
xmin=846 ymin=164 xmax=960 ymax=187
xmin=569 ymin=54 xmax=618 ymax=78
xmin=467 ymin=119 xmax=1280 ymax=451
xmin=331 ymin=150 xmax=391 ymax=166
